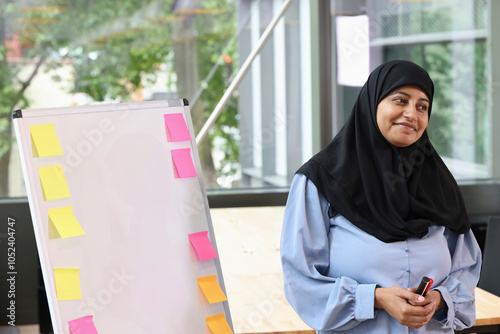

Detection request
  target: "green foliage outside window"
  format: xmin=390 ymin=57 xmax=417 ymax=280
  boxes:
xmin=0 ymin=0 xmax=239 ymax=196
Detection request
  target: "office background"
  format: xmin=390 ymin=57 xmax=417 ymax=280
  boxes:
xmin=1 ymin=0 xmax=500 ymax=330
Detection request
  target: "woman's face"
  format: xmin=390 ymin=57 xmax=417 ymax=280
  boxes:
xmin=376 ymin=85 xmax=430 ymax=147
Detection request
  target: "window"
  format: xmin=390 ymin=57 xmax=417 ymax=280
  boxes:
xmin=0 ymin=0 xmax=496 ymax=200
xmin=1 ymin=0 xmax=241 ymax=196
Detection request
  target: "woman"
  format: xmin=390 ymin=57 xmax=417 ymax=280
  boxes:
xmin=280 ymin=60 xmax=481 ymax=333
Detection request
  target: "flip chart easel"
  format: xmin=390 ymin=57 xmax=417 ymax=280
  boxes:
xmin=13 ymin=100 xmax=232 ymax=333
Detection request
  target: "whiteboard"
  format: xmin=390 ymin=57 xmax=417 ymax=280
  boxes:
xmin=13 ymin=100 xmax=232 ymax=333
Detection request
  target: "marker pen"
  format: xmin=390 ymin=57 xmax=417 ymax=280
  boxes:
xmin=415 ymin=276 xmax=434 ymax=297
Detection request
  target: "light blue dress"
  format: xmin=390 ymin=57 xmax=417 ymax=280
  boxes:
xmin=280 ymin=174 xmax=482 ymax=333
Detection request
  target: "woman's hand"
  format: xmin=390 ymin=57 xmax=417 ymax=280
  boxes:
xmin=407 ymin=287 xmax=446 ymax=310
xmin=374 ymin=286 xmax=437 ymax=328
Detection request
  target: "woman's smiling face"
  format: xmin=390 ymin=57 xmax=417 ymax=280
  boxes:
xmin=376 ymin=85 xmax=430 ymax=147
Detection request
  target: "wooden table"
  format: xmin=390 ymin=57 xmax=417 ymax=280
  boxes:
xmin=210 ymin=206 xmax=500 ymax=334
xmin=457 ymin=287 xmax=500 ymax=333
xmin=211 ymin=206 xmax=312 ymax=334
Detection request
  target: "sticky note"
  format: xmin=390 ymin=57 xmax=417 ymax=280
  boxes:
xmin=38 ymin=164 xmax=70 ymax=201
xmin=68 ymin=315 xmax=98 ymax=334
xmin=54 ymin=268 xmax=82 ymax=301
xmin=164 ymin=113 xmax=191 ymax=142
xmin=188 ymin=231 xmax=218 ymax=261
xmin=48 ymin=207 xmax=85 ymax=239
xmin=171 ymin=148 xmax=197 ymax=178
xmin=197 ymin=275 xmax=227 ymax=304
xmin=206 ymin=313 xmax=233 ymax=334
xmin=30 ymin=123 xmax=64 ymax=157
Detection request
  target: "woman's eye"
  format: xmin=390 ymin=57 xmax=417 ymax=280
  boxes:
xmin=393 ymin=97 xmax=406 ymax=103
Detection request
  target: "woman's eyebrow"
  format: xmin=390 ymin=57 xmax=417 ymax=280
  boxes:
xmin=390 ymin=91 xmax=430 ymax=103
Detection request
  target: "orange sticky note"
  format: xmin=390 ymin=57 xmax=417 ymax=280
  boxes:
xmin=30 ymin=123 xmax=64 ymax=157
xmin=48 ymin=207 xmax=85 ymax=239
xmin=164 ymin=113 xmax=191 ymax=142
xmin=68 ymin=315 xmax=98 ymax=334
xmin=197 ymin=275 xmax=227 ymax=304
xmin=171 ymin=148 xmax=197 ymax=178
xmin=206 ymin=313 xmax=233 ymax=334
xmin=188 ymin=231 xmax=218 ymax=261
xmin=54 ymin=268 xmax=82 ymax=301
xmin=38 ymin=164 xmax=71 ymax=201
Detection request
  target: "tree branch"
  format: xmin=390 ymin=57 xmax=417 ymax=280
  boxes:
xmin=10 ymin=55 xmax=48 ymax=111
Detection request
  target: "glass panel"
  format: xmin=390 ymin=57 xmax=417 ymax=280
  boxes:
xmin=1 ymin=0 xmax=241 ymax=197
xmin=332 ymin=0 xmax=490 ymax=181
xmin=1 ymin=0 xmax=309 ymax=196
xmin=236 ymin=0 xmax=305 ymax=190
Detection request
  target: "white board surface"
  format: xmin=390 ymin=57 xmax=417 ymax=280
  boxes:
xmin=13 ymin=100 xmax=231 ymax=333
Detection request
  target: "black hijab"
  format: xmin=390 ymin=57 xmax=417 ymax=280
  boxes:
xmin=297 ymin=60 xmax=471 ymax=243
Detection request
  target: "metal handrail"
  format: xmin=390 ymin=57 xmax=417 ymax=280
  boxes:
xmin=195 ymin=0 xmax=294 ymax=145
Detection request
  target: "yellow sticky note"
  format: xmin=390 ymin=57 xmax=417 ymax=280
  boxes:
xmin=48 ymin=207 xmax=85 ymax=239
xmin=38 ymin=165 xmax=70 ymax=201
xmin=197 ymin=275 xmax=227 ymax=304
xmin=30 ymin=124 xmax=63 ymax=157
xmin=206 ymin=313 xmax=233 ymax=334
xmin=54 ymin=268 xmax=82 ymax=301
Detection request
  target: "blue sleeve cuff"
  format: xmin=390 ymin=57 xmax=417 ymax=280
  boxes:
xmin=355 ymin=284 xmax=377 ymax=321
xmin=434 ymin=287 xmax=453 ymax=325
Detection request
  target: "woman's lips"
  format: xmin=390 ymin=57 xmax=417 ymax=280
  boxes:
xmin=395 ymin=122 xmax=417 ymax=131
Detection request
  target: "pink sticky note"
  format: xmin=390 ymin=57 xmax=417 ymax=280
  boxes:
xmin=68 ymin=315 xmax=98 ymax=334
xmin=188 ymin=231 xmax=218 ymax=261
xmin=164 ymin=113 xmax=191 ymax=142
xmin=171 ymin=148 xmax=197 ymax=178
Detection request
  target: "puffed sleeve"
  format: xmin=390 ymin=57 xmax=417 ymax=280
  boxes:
xmin=280 ymin=174 xmax=377 ymax=331
xmin=432 ymin=228 xmax=482 ymax=330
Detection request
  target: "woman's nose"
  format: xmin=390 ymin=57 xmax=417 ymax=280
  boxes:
xmin=403 ymin=106 xmax=418 ymax=120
